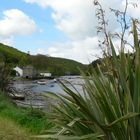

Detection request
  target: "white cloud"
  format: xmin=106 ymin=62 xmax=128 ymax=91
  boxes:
xmin=24 ymin=0 xmax=48 ymax=8
xmin=24 ymin=0 xmax=139 ymax=63
xmin=126 ymin=1 xmax=140 ymax=19
xmin=24 ymin=0 xmax=123 ymax=39
xmin=0 ymin=37 xmax=13 ymax=46
xmin=37 ymin=48 xmax=47 ymax=54
xmin=50 ymin=0 xmax=96 ymax=40
xmin=0 ymin=9 xmax=37 ymax=45
xmin=37 ymin=37 xmax=101 ymax=64
xmin=25 ymin=0 xmax=96 ymax=39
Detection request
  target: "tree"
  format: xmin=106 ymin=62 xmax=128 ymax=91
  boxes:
xmin=0 ymin=62 xmax=11 ymax=91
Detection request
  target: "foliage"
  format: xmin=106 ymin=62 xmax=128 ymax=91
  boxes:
xmin=0 ymin=44 xmax=86 ymax=76
xmin=30 ymin=54 xmax=85 ymax=76
xmin=36 ymin=21 xmax=140 ymax=140
xmin=0 ymin=43 xmax=26 ymax=66
xmin=0 ymin=62 xmax=11 ymax=91
xmin=19 ymin=55 xmax=31 ymax=66
xmin=0 ymin=92 xmax=52 ymax=134
xmin=0 ymin=117 xmax=30 ymax=140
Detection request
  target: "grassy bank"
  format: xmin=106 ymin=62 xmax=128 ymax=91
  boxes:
xmin=0 ymin=92 xmax=52 ymax=134
xmin=0 ymin=117 xmax=30 ymax=140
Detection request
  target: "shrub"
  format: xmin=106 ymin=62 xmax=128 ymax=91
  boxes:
xmin=0 ymin=62 xmax=11 ymax=91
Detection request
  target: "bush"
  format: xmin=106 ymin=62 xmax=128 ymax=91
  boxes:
xmin=0 ymin=63 xmax=11 ymax=91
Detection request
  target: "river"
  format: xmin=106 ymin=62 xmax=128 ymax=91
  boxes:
xmin=12 ymin=76 xmax=84 ymax=110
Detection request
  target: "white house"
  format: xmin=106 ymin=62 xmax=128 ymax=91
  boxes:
xmin=13 ymin=66 xmax=23 ymax=77
xmin=40 ymin=72 xmax=52 ymax=77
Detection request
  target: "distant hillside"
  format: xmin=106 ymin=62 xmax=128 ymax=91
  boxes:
xmin=0 ymin=43 xmax=26 ymax=65
xmin=30 ymin=54 xmax=86 ymax=75
xmin=0 ymin=43 xmax=86 ymax=76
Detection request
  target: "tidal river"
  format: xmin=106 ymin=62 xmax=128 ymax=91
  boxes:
xmin=13 ymin=76 xmax=84 ymax=94
xmin=12 ymin=76 xmax=84 ymax=110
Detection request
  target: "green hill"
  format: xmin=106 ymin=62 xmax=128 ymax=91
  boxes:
xmin=0 ymin=43 xmax=86 ymax=76
xmin=0 ymin=43 xmax=26 ymax=65
xmin=30 ymin=54 xmax=85 ymax=75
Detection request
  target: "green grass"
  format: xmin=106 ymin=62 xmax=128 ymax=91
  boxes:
xmin=0 ymin=117 xmax=30 ymax=140
xmin=0 ymin=92 xmax=52 ymax=134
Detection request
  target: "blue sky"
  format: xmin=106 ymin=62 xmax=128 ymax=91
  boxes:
xmin=0 ymin=0 xmax=139 ymax=64
xmin=0 ymin=0 xmax=67 ymax=54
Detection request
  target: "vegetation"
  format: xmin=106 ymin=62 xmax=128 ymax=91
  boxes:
xmin=0 ymin=43 xmax=86 ymax=76
xmin=0 ymin=43 xmax=26 ymax=66
xmin=30 ymin=54 xmax=85 ymax=76
xmin=0 ymin=92 xmax=52 ymax=134
xmin=0 ymin=1 xmax=140 ymax=140
xmin=0 ymin=117 xmax=30 ymax=140
xmin=0 ymin=62 xmax=11 ymax=91
xmin=36 ymin=20 xmax=140 ymax=140
xmin=36 ymin=1 xmax=140 ymax=139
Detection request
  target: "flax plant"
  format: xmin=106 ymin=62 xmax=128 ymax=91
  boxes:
xmin=35 ymin=21 xmax=140 ymax=140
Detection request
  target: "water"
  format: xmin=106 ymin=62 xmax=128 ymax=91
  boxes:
xmin=12 ymin=76 xmax=84 ymax=109
xmin=32 ymin=81 xmax=65 ymax=94
xmin=13 ymin=76 xmax=84 ymax=95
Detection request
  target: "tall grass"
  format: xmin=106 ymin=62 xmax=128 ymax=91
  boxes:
xmin=0 ymin=92 xmax=52 ymax=134
xmin=0 ymin=117 xmax=30 ymax=140
xmin=36 ymin=21 xmax=140 ymax=140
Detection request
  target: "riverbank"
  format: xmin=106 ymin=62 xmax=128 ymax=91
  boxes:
xmin=0 ymin=92 xmax=53 ymax=135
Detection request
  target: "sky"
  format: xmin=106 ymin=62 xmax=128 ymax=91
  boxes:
xmin=0 ymin=0 xmax=140 ymax=64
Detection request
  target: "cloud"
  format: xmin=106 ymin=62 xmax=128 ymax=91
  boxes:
xmin=25 ymin=0 xmax=96 ymax=39
xmin=126 ymin=0 xmax=140 ymax=19
xmin=0 ymin=37 xmax=13 ymax=46
xmin=24 ymin=0 xmax=139 ymax=63
xmin=0 ymin=9 xmax=37 ymax=45
xmin=24 ymin=0 xmax=123 ymax=39
xmin=37 ymin=36 xmax=101 ymax=64
xmin=24 ymin=0 xmax=48 ymax=8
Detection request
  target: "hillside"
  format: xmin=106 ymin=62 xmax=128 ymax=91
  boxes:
xmin=0 ymin=43 xmax=86 ymax=76
xmin=30 ymin=54 xmax=85 ymax=75
xmin=0 ymin=43 xmax=26 ymax=65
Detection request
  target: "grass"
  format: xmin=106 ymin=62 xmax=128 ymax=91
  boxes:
xmin=0 ymin=92 xmax=52 ymax=134
xmin=0 ymin=117 xmax=30 ymax=140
